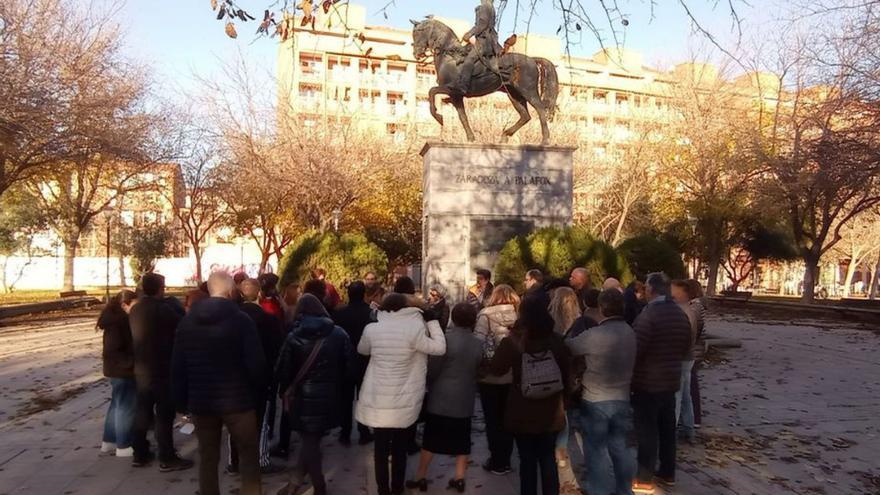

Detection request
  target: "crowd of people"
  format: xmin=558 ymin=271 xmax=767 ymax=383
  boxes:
xmin=95 ymin=264 xmax=707 ymax=495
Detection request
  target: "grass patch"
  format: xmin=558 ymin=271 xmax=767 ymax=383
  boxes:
xmin=0 ymin=286 xmax=194 ymax=306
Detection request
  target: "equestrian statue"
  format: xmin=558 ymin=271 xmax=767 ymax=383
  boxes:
xmin=411 ymin=0 xmax=560 ymax=145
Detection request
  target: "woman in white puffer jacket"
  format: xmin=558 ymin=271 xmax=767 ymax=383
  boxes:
xmin=357 ymin=293 xmax=446 ymax=495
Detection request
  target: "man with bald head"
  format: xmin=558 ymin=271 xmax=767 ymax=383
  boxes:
xmin=603 ymin=277 xmax=623 ymax=292
xmin=569 ymin=267 xmax=591 ymax=312
xmin=172 ymin=272 xmax=269 ymax=495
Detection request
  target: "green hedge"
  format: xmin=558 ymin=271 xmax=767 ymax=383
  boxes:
xmin=494 ymin=226 xmax=633 ymax=292
xmin=278 ymin=231 xmax=388 ymax=289
xmin=617 ymin=234 xmax=686 ymax=281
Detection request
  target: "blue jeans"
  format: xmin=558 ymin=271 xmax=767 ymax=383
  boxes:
xmin=103 ymin=377 xmax=137 ymax=448
xmin=675 ymin=360 xmax=695 ymax=439
xmin=555 ymin=412 xmax=569 ymax=450
xmin=578 ymin=400 xmax=636 ymax=495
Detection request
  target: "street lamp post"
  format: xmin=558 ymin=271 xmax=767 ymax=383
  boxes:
xmin=332 ymin=208 xmax=341 ymax=233
xmin=686 ymin=213 xmax=698 ymax=279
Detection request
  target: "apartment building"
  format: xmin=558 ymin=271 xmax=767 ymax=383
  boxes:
xmin=77 ymin=163 xmax=187 ymax=258
xmin=276 ymin=4 xmax=779 ymax=219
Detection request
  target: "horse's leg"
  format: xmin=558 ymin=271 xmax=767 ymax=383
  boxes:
xmin=501 ymin=89 xmax=531 ymax=143
xmin=452 ymin=96 xmax=475 ymax=142
xmin=428 ymin=86 xmax=445 ymax=126
xmin=522 ymin=88 xmax=551 ymax=145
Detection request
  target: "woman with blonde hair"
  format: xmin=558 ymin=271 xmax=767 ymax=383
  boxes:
xmin=474 ymin=283 xmax=520 ymax=474
xmin=548 ymin=287 xmax=581 ymax=336
xmin=548 ymin=286 xmax=582 ymax=469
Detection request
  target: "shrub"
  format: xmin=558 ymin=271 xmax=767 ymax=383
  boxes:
xmin=618 ymin=234 xmax=686 ymax=281
xmin=494 ymin=226 xmax=632 ymax=292
xmin=278 ymin=230 xmax=388 ymax=289
xmin=129 ymin=226 xmax=171 ymax=282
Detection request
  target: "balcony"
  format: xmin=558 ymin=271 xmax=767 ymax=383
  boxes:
xmin=299 ymin=69 xmax=324 ymax=83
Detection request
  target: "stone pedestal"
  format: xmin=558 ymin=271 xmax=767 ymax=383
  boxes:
xmin=420 ymin=142 xmax=575 ymax=302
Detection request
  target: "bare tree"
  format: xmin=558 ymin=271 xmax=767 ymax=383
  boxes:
xmin=168 ymin=154 xmax=228 ymax=284
xmin=28 ymin=161 xmax=157 ymax=291
xmin=652 ymin=62 xmax=764 ymax=295
xmin=830 ymin=210 xmax=880 ymax=297
xmin=0 ymin=0 xmax=156 ymax=198
xmin=199 ymin=52 xmax=417 ymax=256
xmin=757 ymin=30 xmax=880 ymax=302
xmin=221 ymin=161 xmax=298 ymax=273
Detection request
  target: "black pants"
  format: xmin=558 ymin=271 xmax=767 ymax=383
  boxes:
xmin=193 ymin=411 xmax=261 ymax=495
xmin=296 ymin=432 xmax=326 ymax=494
xmin=479 ymin=383 xmax=514 ymax=467
xmin=277 ymin=410 xmax=292 ymax=451
xmin=515 ymin=433 xmax=559 ymax=495
xmin=373 ymin=426 xmax=410 ymax=495
xmin=632 ymin=390 xmax=677 ymax=482
xmin=131 ymin=385 xmax=175 ymax=462
xmin=340 ymin=380 xmax=371 ymax=439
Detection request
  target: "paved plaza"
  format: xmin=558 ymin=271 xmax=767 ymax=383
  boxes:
xmin=0 ymin=309 xmax=878 ymax=494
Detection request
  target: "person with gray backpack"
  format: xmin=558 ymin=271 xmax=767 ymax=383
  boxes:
xmin=487 ymin=291 xmax=571 ymax=495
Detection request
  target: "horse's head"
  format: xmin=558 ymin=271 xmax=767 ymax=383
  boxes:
xmin=410 ymin=18 xmax=456 ymax=61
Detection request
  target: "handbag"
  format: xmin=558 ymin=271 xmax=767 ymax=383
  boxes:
xmin=477 ymin=314 xmax=496 ymax=377
xmin=282 ymin=338 xmax=325 ymax=413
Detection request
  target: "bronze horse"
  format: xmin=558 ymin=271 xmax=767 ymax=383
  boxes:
xmin=411 ymin=18 xmax=559 ymax=145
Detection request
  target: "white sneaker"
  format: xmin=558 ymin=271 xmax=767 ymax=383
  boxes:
xmin=100 ymin=442 xmax=116 ymax=453
xmin=115 ymin=447 xmax=134 ymax=457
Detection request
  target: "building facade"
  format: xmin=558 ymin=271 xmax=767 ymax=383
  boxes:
xmin=275 ymin=4 xmax=779 ymax=222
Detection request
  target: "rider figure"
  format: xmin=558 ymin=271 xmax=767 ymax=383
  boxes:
xmin=456 ymin=0 xmax=500 ymax=94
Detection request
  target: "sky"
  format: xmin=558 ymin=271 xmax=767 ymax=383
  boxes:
xmin=116 ymin=0 xmax=776 ymax=95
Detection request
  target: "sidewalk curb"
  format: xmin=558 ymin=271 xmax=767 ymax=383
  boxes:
xmin=0 ymin=297 xmax=102 ymax=320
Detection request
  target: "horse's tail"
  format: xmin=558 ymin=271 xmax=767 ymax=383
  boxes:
xmin=535 ymin=57 xmax=559 ymax=121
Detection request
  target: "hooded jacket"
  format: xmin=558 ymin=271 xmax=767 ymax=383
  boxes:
xmin=275 ymin=314 xmax=352 ymax=433
xmin=474 ymin=303 xmax=517 ymax=384
xmin=356 ymin=307 xmax=446 ymax=428
xmin=171 ymin=297 xmax=268 ymax=415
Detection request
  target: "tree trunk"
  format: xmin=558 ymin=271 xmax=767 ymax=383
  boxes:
xmin=0 ymin=256 xmax=8 ymax=293
xmin=843 ymin=260 xmax=857 ymax=298
xmin=801 ymin=255 xmax=819 ymax=303
xmin=117 ymin=254 xmax=126 ymax=286
xmin=62 ymin=236 xmax=79 ymax=291
xmin=869 ymin=254 xmax=880 ymax=300
xmin=706 ymin=257 xmax=720 ymax=296
xmin=193 ymin=248 xmax=203 ymax=284
xmin=259 ymin=249 xmax=271 ymax=274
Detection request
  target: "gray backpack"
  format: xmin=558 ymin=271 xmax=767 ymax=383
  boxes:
xmin=520 ymin=348 xmax=564 ymax=400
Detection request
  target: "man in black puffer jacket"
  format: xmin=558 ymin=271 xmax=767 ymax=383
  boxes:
xmin=630 ymin=272 xmax=692 ymax=492
xmin=171 ymin=272 xmax=268 ymax=495
xmin=129 ymin=273 xmax=191 ymax=471
xmin=275 ymin=294 xmax=352 ymax=495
